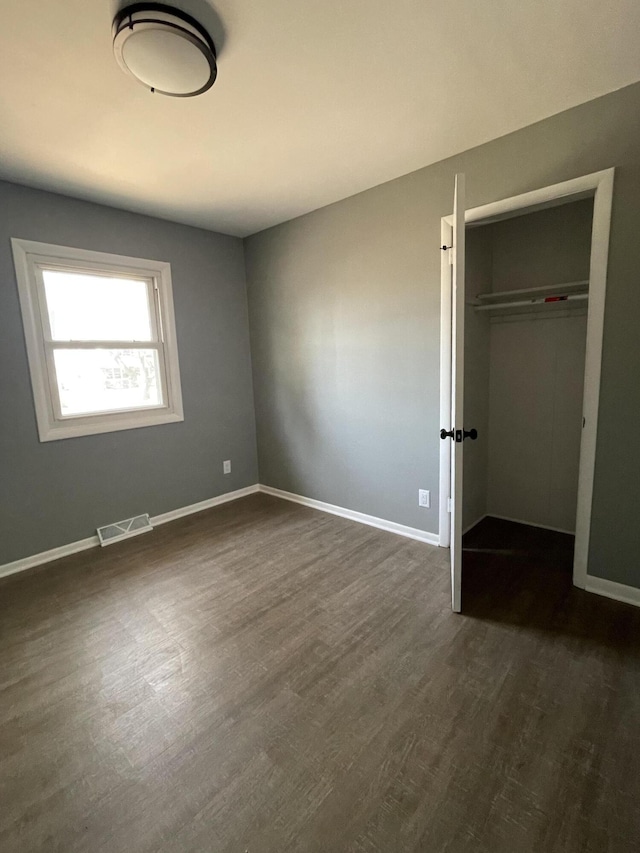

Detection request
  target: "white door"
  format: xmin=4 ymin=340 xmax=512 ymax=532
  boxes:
xmin=449 ymin=174 xmax=466 ymax=611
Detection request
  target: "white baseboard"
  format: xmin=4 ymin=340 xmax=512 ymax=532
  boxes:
xmin=152 ymin=485 xmax=260 ymax=526
xmin=585 ymin=575 xmax=640 ymax=608
xmin=486 ymin=514 xmax=575 ymax=536
xmin=0 ymin=485 xmax=260 ymax=581
xmin=0 ymin=535 xmax=101 ymax=581
xmin=259 ymin=484 xmax=439 ymax=546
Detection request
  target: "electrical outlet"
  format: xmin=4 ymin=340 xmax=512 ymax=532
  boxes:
xmin=223 ymin=460 xmax=231 ymax=474
xmin=418 ymin=489 xmax=430 ymax=508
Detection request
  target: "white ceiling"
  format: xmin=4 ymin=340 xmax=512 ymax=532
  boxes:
xmin=1 ymin=0 xmax=639 ymax=237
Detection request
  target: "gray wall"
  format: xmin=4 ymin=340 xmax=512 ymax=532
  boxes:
xmin=487 ymin=312 xmax=587 ymax=532
xmin=0 ymin=181 xmax=258 ymax=564
xmin=244 ymin=81 xmax=640 ymax=588
xmin=488 ymin=199 xmax=594 ymax=292
xmin=484 ymin=201 xmax=592 ymax=533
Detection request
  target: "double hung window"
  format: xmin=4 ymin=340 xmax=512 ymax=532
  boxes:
xmin=12 ymin=239 xmax=184 ymax=441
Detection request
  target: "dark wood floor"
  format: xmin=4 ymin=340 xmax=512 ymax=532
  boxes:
xmin=1 ymin=496 xmax=639 ymax=852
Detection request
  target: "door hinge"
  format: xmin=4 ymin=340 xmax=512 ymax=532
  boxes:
xmin=447 ymin=497 xmax=453 ymax=513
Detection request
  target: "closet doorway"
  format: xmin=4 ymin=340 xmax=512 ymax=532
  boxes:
xmin=439 ymin=170 xmax=615 ymax=612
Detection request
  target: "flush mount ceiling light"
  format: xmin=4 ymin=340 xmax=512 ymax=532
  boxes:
xmin=112 ymin=3 xmax=217 ymax=97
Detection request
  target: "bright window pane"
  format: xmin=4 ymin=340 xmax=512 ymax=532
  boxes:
xmin=43 ymin=270 xmax=153 ymax=341
xmin=53 ymin=349 xmax=162 ymax=415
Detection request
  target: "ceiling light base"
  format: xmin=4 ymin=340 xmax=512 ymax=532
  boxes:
xmin=112 ymin=3 xmax=217 ymax=97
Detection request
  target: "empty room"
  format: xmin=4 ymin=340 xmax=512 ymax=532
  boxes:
xmin=1 ymin=1 xmax=640 ymax=851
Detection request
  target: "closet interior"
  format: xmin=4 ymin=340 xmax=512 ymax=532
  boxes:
xmin=462 ymin=197 xmax=595 ymax=594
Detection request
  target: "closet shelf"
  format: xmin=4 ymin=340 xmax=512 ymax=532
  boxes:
xmin=472 ymin=279 xmax=589 ymax=312
xmin=476 ymin=279 xmax=589 ymax=302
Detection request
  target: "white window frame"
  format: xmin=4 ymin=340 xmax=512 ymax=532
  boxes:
xmin=11 ymin=238 xmax=184 ymax=442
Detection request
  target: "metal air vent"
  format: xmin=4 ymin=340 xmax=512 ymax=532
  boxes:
xmin=97 ymin=513 xmax=153 ymax=546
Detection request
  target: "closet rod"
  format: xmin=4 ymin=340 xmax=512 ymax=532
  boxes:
xmin=475 ymin=293 xmax=588 ymax=312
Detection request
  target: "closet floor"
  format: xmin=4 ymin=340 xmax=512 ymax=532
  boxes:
xmin=462 ymin=516 xmax=576 ymax=622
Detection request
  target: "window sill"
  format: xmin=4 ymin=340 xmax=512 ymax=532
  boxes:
xmin=38 ymin=409 xmax=184 ymax=442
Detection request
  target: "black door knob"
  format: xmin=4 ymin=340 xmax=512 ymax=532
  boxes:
xmin=440 ymin=429 xmax=454 ymax=440
xmin=463 ymin=428 xmax=478 ymax=440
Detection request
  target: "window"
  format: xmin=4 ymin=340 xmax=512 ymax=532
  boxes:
xmin=12 ymin=239 xmax=184 ymax=441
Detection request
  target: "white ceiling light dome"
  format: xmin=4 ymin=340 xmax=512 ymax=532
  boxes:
xmin=113 ymin=3 xmax=217 ymax=97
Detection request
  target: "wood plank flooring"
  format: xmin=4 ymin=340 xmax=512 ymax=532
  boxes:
xmin=1 ymin=496 xmax=639 ymax=852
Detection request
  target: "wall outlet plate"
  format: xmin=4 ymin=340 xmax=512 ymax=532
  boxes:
xmin=418 ymin=489 xmax=430 ymax=508
xmin=223 ymin=460 xmax=231 ymax=474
